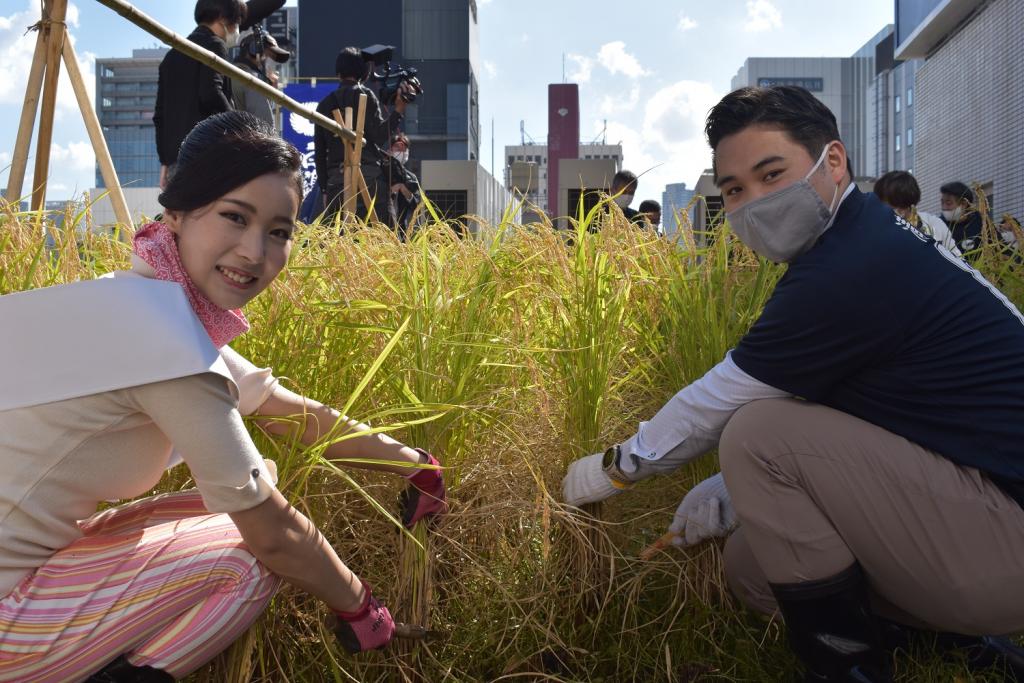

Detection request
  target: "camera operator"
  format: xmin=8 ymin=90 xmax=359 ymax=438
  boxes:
xmin=384 ymin=133 xmax=420 ymax=240
xmin=231 ymin=28 xmax=290 ymax=127
xmin=314 ymin=47 xmax=411 ymax=223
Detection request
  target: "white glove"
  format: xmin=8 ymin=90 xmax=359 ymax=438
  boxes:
xmin=562 ymin=452 xmax=622 ymax=506
xmin=668 ymin=472 xmax=737 ymax=547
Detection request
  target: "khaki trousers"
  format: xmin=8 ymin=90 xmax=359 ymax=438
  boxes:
xmin=719 ymin=398 xmax=1024 ymax=636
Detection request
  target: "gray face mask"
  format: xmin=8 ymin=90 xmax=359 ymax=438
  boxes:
xmin=726 ymin=144 xmax=840 ymax=263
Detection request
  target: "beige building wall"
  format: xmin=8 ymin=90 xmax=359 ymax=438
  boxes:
xmin=86 ymin=187 xmax=162 ymax=232
xmin=420 ymin=160 xmax=519 ymax=233
xmin=556 ymin=158 xmax=616 ymax=230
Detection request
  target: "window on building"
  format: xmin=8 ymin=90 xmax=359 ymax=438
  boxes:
xmin=895 ymin=95 xmax=901 ymax=113
xmin=907 ymin=88 xmax=913 ymax=106
xmin=907 ymin=128 xmax=913 ymax=146
xmin=895 ymin=134 xmax=901 ymax=152
xmin=102 ymin=97 xmax=112 ymax=108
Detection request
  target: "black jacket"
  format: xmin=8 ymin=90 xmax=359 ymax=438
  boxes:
xmin=314 ymin=81 xmax=403 ymax=190
xmin=949 ymin=211 xmax=985 ymax=258
xmin=153 ymin=26 xmax=233 ymax=166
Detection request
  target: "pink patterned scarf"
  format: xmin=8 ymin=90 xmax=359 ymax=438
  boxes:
xmin=132 ymin=221 xmax=249 ymax=348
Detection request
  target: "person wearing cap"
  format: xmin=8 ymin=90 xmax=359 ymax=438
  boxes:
xmin=231 ymin=27 xmax=290 ymax=128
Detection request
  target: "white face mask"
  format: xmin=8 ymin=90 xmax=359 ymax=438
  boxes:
xmin=222 ymin=23 xmax=240 ymax=48
xmin=391 ymin=150 xmax=409 ymax=165
xmin=614 ymin=194 xmax=634 ymax=209
xmin=942 ymin=207 xmax=963 ymax=223
xmin=726 ymin=144 xmax=841 ymax=263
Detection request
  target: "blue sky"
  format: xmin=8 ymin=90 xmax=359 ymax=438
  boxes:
xmin=0 ymin=0 xmax=893 ymax=203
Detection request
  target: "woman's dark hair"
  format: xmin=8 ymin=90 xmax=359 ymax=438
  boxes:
xmin=194 ymin=0 xmax=247 ymax=26
xmin=159 ymin=111 xmax=302 ymax=213
xmin=335 ymin=47 xmax=368 ymax=80
xmin=706 ymin=85 xmax=853 ymax=180
xmin=874 ymin=170 xmax=921 ymax=209
xmin=940 ymin=181 xmax=974 ymax=204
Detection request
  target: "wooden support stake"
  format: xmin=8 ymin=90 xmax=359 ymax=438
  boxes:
xmin=31 ymin=0 xmax=68 ymax=212
xmin=6 ymin=28 xmax=47 ymax=206
xmin=342 ymin=107 xmax=355 ymax=213
xmin=62 ymin=38 xmax=132 ymax=228
xmin=352 ymin=94 xmax=376 ymax=219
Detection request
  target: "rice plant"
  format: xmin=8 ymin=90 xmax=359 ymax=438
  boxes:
xmin=2 ymin=196 xmax=1020 ymax=682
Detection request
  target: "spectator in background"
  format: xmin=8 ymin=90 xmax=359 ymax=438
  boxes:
xmin=155 ymin=0 xmax=245 ymax=188
xmin=154 ymin=0 xmax=285 ymax=188
xmin=610 ymin=170 xmax=639 ymax=220
xmin=998 ymin=215 xmax=1021 ymax=260
xmin=384 ymin=133 xmax=420 ymax=240
xmin=638 ymin=199 xmax=661 ymax=231
xmin=940 ymin=181 xmax=984 ymax=258
xmin=873 ymin=171 xmax=960 ymax=256
xmin=315 ymin=47 xmax=408 ymax=224
xmin=231 ymin=27 xmax=290 ymax=128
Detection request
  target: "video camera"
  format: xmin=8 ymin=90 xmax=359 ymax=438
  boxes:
xmin=360 ymin=44 xmax=424 ymax=106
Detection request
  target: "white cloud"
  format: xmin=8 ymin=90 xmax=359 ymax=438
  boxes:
xmin=596 ymin=41 xmax=649 ymax=79
xmin=590 ymin=79 xmax=720 ymax=203
xmin=520 ymin=33 xmax=530 ymax=43
xmin=566 ymin=53 xmax=593 ymax=83
xmin=0 ymin=151 xmax=11 ymax=167
xmin=678 ymin=14 xmax=698 ymax=31
xmin=482 ymin=59 xmax=497 ymax=79
xmin=599 ymin=86 xmax=640 ymax=116
xmin=744 ymin=0 xmax=782 ymax=32
xmin=50 ymin=140 xmax=94 ymax=171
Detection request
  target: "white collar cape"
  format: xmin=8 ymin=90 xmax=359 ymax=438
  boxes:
xmin=0 ymin=273 xmax=237 ymax=413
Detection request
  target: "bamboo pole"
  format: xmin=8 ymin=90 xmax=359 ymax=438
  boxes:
xmin=92 ymin=0 xmax=359 ymax=144
xmin=30 ymin=0 xmax=68 ymax=212
xmin=62 ymin=38 xmax=132 ymax=228
xmin=6 ymin=27 xmax=47 ymax=206
xmin=352 ymin=94 xmax=377 ymax=217
xmin=342 ymin=108 xmax=355 ymax=213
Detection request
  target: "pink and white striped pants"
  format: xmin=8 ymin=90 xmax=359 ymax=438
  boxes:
xmin=0 ymin=490 xmax=281 ymax=682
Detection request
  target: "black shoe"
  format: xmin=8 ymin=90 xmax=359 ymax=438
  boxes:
xmin=85 ymin=655 xmax=175 ymax=682
xmin=770 ymin=564 xmax=893 ymax=683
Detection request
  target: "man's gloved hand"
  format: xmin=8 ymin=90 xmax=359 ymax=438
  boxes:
xmin=398 ymin=449 xmax=447 ymax=528
xmin=669 ymin=472 xmax=738 ymax=547
xmin=562 ymin=451 xmax=622 ymax=506
xmin=328 ymin=583 xmax=396 ymax=654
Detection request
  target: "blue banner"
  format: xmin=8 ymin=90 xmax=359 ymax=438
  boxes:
xmin=282 ymin=83 xmax=336 ymax=197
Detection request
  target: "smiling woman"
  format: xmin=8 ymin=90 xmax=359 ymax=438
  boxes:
xmin=0 ymin=111 xmax=447 ymax=681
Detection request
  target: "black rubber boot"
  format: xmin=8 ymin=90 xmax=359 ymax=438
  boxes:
xmin=85 ymin=655 xmax=175 ymax=682
xmin=770 ymin=564 xmax=893 ymax=683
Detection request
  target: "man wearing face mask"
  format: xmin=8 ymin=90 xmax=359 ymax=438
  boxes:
xmin=562 ymin=85 xmax=1024 ymax=682
xmin=155 ymin=0 xmax=245 ymax=188
xmin=383 ymin=133 xmax=420 ymax=240
xmin=940 ymin=181 xmax=985 ymax=259
xmin=610 ymin=170 xmax=639 ymax=221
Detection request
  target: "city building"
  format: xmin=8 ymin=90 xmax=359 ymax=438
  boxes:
xmin=896 ymin=0 xmax=1023 ymax=219
xmin=419 ymin=160 xmax=517 ymax=233
xmin=504 ymin=142 xmax=623 ymax=213
xmin=865 ymin=27 xmax=921 ymax=177
xmin=94 ymin=48 xmax=166 ymax=190
xmin=731 ymin=26 xmax=890 ymax=181
xmin=297 ymin=0 xmax=480 ymax=165
xmin=662 ymin=182 xmax=696 ymax=239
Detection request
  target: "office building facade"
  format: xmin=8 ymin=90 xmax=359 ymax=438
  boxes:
xmin=94 ymin=48 xmax=166 ymax=189
xmin=662 ymin=182 xmax=696 ymax=239
xmin=297 ymin=0 xmax=480 ymax=164
xmin=732 ymin=27 xmax=890 ymax=181
xmin=896 ymin=0 xmax=1023 ymax=219
xmin=504 ymin=142 xmax=623 ymax=213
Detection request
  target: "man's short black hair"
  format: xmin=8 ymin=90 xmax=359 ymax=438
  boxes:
xmin=194 ymin=0 xmax=246 ymax=26
xmin=705 ymin=85 xmax=853 ymax=180
xmin=612 ymin=170 xmax=638 ymax=193
xmin=335 ymin=47 xmax=367 ymax=80
xmin=638 ymin=199 xmax=661 ymax=213
xmin=940 ymin=181 xmax=975 ymax=204
xmin=873 ymin=171 xmax=921 ymax=209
